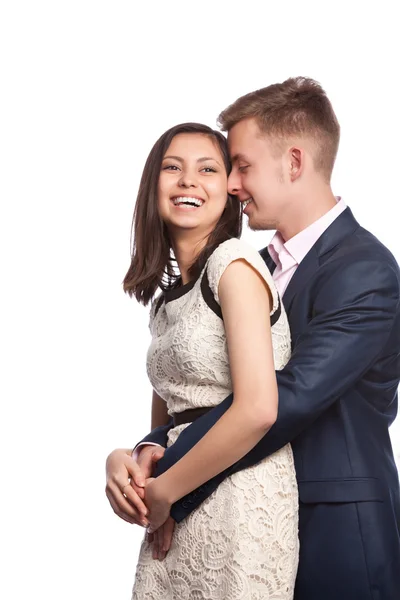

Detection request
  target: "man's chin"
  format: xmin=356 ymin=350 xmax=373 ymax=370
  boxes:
xmin=247 ymin=218 xmax=275 ymax=232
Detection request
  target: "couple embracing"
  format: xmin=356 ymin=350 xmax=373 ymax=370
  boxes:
xmin=106 ymin=76 xmax=400 ymax=600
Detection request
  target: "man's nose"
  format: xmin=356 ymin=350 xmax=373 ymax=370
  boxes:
xmin=228 ymin=171 xmax=241 ymax=195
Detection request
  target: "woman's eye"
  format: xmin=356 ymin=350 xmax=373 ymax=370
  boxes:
xmin=201 ymin=167 xmax=217 ymax=173
xmin=238 ymin=165 xmax=249 ymax=173
xmin=163 ymin=165 xmax=180 ymax=171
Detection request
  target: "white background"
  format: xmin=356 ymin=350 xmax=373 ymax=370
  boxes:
xmin=1 ymin=1 xmax=399 ymax=599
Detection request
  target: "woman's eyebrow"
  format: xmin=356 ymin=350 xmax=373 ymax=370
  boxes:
xmin=163 ymin=155 xmax=222 ymax=166
xmin=197 ymin=157 xmax=222 ymax=166
xmin=163 ymin=155 xmax=183 ymax=162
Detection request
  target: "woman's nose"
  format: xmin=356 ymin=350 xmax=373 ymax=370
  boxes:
xmin=178 ymin=171 xmax=198 ymax=188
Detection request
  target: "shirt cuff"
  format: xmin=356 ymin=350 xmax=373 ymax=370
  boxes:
xmin=131 ymin=442 xmax=161 ymax=462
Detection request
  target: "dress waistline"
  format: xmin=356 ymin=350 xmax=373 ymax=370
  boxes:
xmin=172 ymin=407 xmax=213 ymax=427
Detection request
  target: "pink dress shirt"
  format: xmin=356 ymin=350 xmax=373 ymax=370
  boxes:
xmin=134 ymin=198 xmax=347 ymax=457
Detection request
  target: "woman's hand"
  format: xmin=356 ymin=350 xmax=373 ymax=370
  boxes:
xmin=105 ymin=447 xmax=165 ymax=526
xmin=145 ymin=477 xmax=172 ymax=534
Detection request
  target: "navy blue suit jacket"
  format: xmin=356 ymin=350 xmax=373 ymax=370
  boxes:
xmin=140 ymin=208 xmax=400 ymax=600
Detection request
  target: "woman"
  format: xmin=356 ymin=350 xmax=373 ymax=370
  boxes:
xmin=111 ymin=123 xmax=298 ymax=599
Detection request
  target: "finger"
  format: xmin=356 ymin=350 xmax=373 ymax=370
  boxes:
xmin=146 ymin=507 xmax=160 ymax=536
xmin=151 ymin=447 xmax=165 ymax=461
xmin=146 ymin=531 xmax=154 ymax=544
xmin=137 ymin=447 xmax=164 ymax=479
xmin=162 ymin=518 xmax=175 ymax=552
xmin=106 ymin=492 xmax=143 ymax=526
xmin=106 ymin=482 xmax=146 ymax=525
xmin=152 ymin=529 xmax=159 ymax=560
xmin=158 ymin=535 xmax=166 ymax=559
xmin=105 ymin=487 xmax=140 ymax=525
xmin=149 ymin=452 xmax=165 ymax=477
xmin=122 ymin=485 xmax=149 ymax=521
xmin=124 ymin=458 xmax=146 ymax=488
xmin=130 ymin=481 xmax=145 ymax=500
xmin=156 ymin=525 xmax=166 ymax=561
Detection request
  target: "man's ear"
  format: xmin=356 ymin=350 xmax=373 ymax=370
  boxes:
xmin=288 ymin=147 xmax=303 ymax=181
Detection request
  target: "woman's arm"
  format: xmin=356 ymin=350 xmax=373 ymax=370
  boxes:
xmin=146 ymin=259 xmax=277 ymax=524
xmin=152 ymin=391 xmax=170 ymax=428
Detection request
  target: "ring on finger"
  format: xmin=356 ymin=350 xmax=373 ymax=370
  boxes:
xmin=122 ymin=483 xmax=131 ymax=495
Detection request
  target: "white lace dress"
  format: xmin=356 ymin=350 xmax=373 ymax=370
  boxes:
xmin=132 ymin=239 xmax=299 ymax=600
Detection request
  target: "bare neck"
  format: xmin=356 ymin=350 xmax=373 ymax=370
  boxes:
xmin=279 ymin=184 xmax=338 ymax=241
xmin=170 ymin=231 xmax=208 ymax=285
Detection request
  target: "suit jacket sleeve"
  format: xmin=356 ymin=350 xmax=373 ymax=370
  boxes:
xmin=154 ymin=256 xmax=400 ymax=522
xmin=135 ymin=420 xmax=173 ymax=449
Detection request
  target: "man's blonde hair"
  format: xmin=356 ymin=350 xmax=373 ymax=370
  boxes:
xmin=218 ymin=76 xmax=340 ymax=181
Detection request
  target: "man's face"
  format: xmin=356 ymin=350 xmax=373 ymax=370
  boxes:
xmin=227 ymin=118 xmax=288 ymax=231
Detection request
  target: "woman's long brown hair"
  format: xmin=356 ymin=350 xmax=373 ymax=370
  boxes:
xmin=123 ymin=123 xmax=242 ymax=305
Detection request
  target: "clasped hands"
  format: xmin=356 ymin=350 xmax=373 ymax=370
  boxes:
xmin=105 ymin=446 xmax=175 ymax=560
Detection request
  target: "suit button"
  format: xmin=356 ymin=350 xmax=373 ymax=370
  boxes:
xmin=182 ymin=501 xmax=189 ymax=509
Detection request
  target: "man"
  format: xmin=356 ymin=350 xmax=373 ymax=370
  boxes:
xmin=106 ymin=77 xmax=400 ymax=599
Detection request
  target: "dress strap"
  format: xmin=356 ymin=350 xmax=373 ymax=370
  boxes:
xmin=200 ymin=269 xmax=223 ymax=319
xmin=154 ymin=293 xmax=164 ymax=317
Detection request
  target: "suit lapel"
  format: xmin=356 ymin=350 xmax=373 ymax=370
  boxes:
xmin=315 ymin=206 xmax=359 ymax=258
xmin=259 ymin=208 xmax=360 ymax=314
xmin=260 ymin=237 xmax=319 ymax=313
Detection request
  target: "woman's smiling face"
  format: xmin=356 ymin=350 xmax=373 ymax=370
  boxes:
xmin=157 ymin=133 xmax=229 ymax=237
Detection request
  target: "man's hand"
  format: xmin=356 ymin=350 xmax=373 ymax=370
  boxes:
xmin=105 ymin=446 xmax=165 ymax=526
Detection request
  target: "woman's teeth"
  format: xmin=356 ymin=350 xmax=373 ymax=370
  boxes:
xmin=172 ymin=197 xmax=204 ymax=207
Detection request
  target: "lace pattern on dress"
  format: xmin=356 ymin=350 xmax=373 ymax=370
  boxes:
xmin=133 ymin=239 xmax=298 ymax=599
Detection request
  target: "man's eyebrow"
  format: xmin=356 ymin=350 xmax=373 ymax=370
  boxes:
xmin=231 ymin=153 xmax=247 ymax=164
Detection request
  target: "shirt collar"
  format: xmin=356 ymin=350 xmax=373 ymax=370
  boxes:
xmin=269 ymin=197 xmax=346 ymax=266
